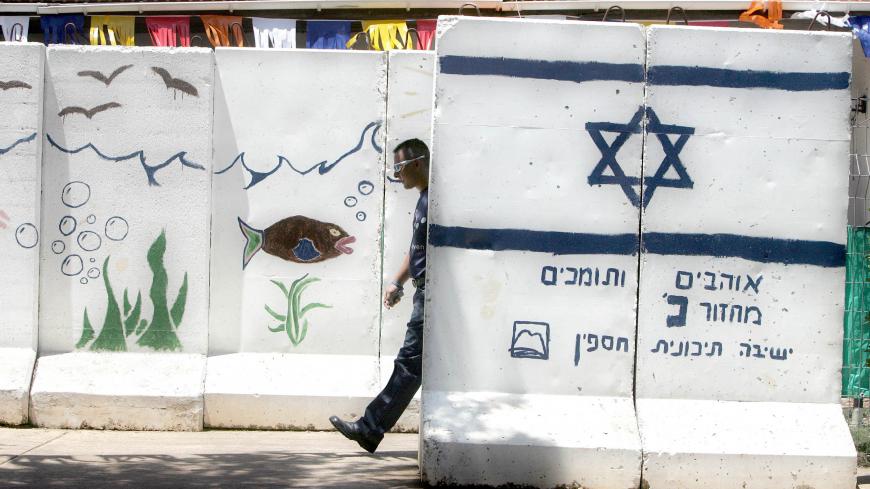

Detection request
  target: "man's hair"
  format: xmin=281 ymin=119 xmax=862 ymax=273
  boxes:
xmin=394 ymin=138 xmax=430 ymax=164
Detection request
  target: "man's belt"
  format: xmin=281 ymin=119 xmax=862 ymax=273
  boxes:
xmin=412 ymin=277 xmax=425 ymax=288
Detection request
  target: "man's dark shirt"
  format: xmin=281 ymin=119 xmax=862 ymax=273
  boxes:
xmin=409 ymin=188 xmax=428 ymax=280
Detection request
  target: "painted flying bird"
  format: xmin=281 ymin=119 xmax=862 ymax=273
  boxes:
xmin=238 ymin=215 xmax=355 ymax=269
xmin=0 ymin=80 xmax=31 ymax=91
xmin=151 ymin=67 xmax=198 ymax=97
xmin=77 ymin=65 xmax=133 ymax=86
xmin=58 ymin=102 xmax=122 ymax=119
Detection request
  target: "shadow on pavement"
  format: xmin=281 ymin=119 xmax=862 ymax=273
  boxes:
xmin=0 ymin=450 xmax=422 ymax=488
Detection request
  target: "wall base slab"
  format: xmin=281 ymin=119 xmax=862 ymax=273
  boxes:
xmin=421 ymin=391 xmax=642 ymax=488
xmin=204 ymin=353 xmax=381 ymax=430
xmin=0 ymin=348 xmax=36 ymax=426
xmin=638 ymin=398 xmax=857 ymax=489
xmin=30 ymin=352 xmax=205 ymax=431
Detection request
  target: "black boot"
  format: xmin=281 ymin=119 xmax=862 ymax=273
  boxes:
xmin=329 ymin=416 xmax=382 ymax=453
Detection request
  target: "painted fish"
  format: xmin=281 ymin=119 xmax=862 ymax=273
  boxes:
xmin=238 ymin=216 xmax=355 ymax=269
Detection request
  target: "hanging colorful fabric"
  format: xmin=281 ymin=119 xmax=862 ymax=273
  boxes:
xmin=346 ymin=20 xmax=408 ymax=51
xmin=414 ymin=19 xmax=436 ymax=50
xmin=201 ymin=15 xmax=244 ymax=47
xmin=305 ymin=20 xmax=350 ymax=49
xmin=252 ymin=18 xmax=296 ymax=48
xmin=40 ymin=14 xmax=85 ymax=44
xmin=0 ymin=16 xmax=29 ymax=42
xmin=146 ymin=16 xmax=191 ymax=47
xmin=850 ymin=16 xmax=870 ymax=58
xmin=739 ymin=0 xmax=784 ymax=29
xmin=89 ymin=16 xmax=135 ymax=46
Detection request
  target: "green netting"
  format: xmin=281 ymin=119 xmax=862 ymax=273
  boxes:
xmin=844 ymin=225 xmax=870 ymax=397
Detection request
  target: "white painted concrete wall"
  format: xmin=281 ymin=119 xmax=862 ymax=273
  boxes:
xmin=32 ymin=46 xmax=213 ymax=430
xmin=421 ymin=17 xmax=644 ymax=488
xmin=381 ymin=50 xmax=434 ymax=432
xmin=206 ymin=48 xmax=386 ymax=429
xmin=0 ymin=42 xmax=43 ymax=425
xmin=636 ymin=26 xmax=855 ymax=489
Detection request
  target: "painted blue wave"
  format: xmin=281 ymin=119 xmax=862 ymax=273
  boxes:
xmin=0 ymin=132 xmax=37 ymax=156
xmin=46 ymin=134 xmax=205 ymax=186
xmin=215 ymin=121 xmax=383 ymax=190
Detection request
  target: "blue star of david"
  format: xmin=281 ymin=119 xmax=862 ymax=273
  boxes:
xmin=586 ymin=106 xmax=695 ymax=209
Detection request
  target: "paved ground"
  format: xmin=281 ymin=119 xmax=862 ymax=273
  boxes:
xmin=1 ymin=427 xmax=868 ymax=488
xmin=0 ymin=427 xmax=421 ymax=488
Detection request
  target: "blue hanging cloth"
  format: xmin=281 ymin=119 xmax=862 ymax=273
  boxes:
xmin=850 ymin=16 xmax=870 ymax=58
xmin=305 ymin=20 xmax=351 ymax=49
xmin=40 ymin=14 xmax=85 ymax=44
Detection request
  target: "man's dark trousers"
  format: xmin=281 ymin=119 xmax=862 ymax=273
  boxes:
xmin=359 ymin=286 xmax=424 ymax=440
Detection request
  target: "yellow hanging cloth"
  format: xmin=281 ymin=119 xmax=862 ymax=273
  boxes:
xmin=346 ymin=20 xmax=409 ymax=51
xmin=89 ymin=16 xmax=136 ymax=46
xmin=739 ymin=0 xmax=783 ymax=29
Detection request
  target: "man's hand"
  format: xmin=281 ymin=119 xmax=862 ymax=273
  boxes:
xmin=384 ymin=283 xmax=404 ymax=309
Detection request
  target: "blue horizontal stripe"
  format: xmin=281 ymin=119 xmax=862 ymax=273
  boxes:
xmin=643 ymin=232 xmax=845 ymax=267
xmin=429 ymin=225 xmax=844 ymax=267
xmin=429 ymin=225 xmax=639 ymax=256
xmin=439 ymin=56 xmax=645 ymax=84
xmin=648 ymin=65 xmax=849 ymax=91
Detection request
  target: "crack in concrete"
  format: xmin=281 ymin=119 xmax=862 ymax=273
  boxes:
xmin=0 ymin=431 xmax=69 ymax=467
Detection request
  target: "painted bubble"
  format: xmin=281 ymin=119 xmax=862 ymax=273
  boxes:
xmin=61 ymin=254 xmax=84 ymax=276
xmin=87 ymin=267 xmax=100 ymax=279
xmin=344 ymin=196 xmax=358 ymax=207
xmin=80 ymin=277 xmax=88 ymax=284
xmin=90 ymin=258 xmax=96 ymax=263
xmin=105 ymin=216 xmax=129 ymax=241
xmin=358 ymin=180 xmax=374 ymax=196
xmin=59 ymin=216 xmax=76 ymax=236
xmin=14 ymin=223 xmax=38 ymax=248
xmin=86 ymin=214 xmax=96 ymax=224
xmin=356 ymin=211 xmax=367 ymax=222
xmin=77 ymin=231 xmax=102 ymax=252
xmin=61 ymin=181 xmax=91 ymax=208
xmin=51 ymin=240 xmax=65 ymax=254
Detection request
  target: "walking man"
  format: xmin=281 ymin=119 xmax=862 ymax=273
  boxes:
xmin=329 ymin=138 xmax=430 ymax=453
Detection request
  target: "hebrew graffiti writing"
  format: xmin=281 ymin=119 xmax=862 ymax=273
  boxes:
xmin=674 ymin=270 xmax=763 ymax=295
xmin=700 ymin=302 xmax=762 ymax=325
xmin=540 ymin=265 xmax=627 ymax=288
xmin=651 ymin=339 xmax=723 ymax=357
xmin=738 ymin=342 xmax=794 ymax=361
xmin=573 ymin=333 xmax=630 ymax=366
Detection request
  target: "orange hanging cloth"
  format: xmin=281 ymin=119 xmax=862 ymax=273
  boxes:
xmin=739 ymin=0 xmax=783 ymax=29
xmin=200 ymin=15 xmax=244 ymax=47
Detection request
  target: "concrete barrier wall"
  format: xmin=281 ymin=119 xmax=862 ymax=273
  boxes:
xmin=421 ymin=17 xmax=644 ymax=488
xmin=381 ymin=50 xmax=434 ymax=432
xmin=31 ymin=46 xmax=213 ymax=430
xmin=0 ymin=42 xmax=43 ymax=425
xmin=207 ymin=48 xmax=386 ymax=429
xmin=636 ymin=26 xmax=856 ymax=489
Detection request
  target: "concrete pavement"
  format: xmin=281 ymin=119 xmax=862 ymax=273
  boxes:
xmin=1 ymin=427 xmax=867 ymax=488
xmin=0 ymin=427 xmax=421 ymax=488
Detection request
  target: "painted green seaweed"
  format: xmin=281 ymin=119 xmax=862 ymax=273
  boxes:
xmin=265 ymin=273 xmax=330 ymax=346
xmin=75 ymin=310 xmax=95 ymax=349
xmin=75 ymin=230 xmax=188 ymax=352
xmin=90 ymin=257 xmax=126 ymax=351
xmin=137 ymin=230 xmax=187 ymax=351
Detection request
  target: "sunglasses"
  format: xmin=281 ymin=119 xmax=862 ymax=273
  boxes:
xmin=393 ymin=155 xmax=425 ymax=178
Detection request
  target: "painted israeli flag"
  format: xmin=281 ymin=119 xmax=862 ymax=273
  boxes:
xmin=423 ymin=17 xmax=645 ymax=489
xmin=636 ymin=26 xmax=855 ymax=489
